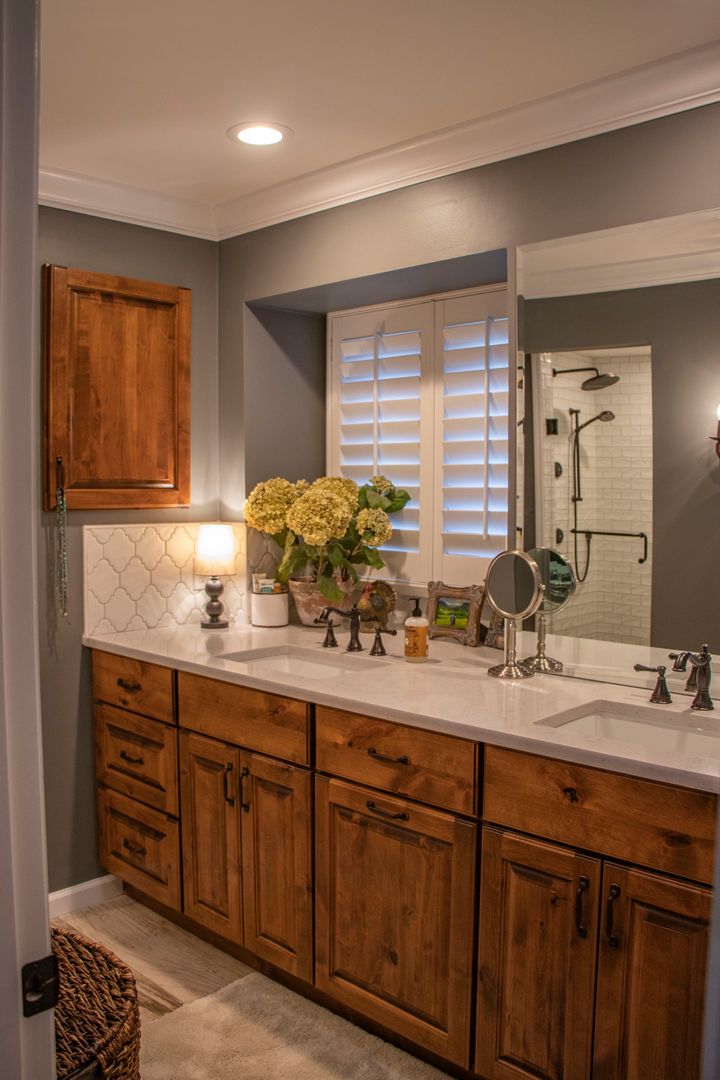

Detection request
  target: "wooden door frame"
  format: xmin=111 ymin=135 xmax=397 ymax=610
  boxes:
xmin=0 ymin=0 xmax=54 ymax=1074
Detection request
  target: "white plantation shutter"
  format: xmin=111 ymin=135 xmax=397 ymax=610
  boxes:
xmin=328 ymin=287 xmax=509 ymax=587
xmin=328 ymin=303 xmax=434 ymax=582
xmin=435 ymin=290 xmax=510 ymax=582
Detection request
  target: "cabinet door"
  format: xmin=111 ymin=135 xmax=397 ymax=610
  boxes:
xmin=240 ymin=753 xmax=313 ymax=981
xmin=179 ymin=731 xmax=242 ymax=943
xmin=475 ymin=827 xmax=600 ymax=1080
xmin=594 ymin=864 xmax=711 ymax=1080
xmin=315 ymin=776 xmax=476 ymax=1067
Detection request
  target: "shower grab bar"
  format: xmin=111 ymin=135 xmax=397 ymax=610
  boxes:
xmin=569 ymin=529 xmax=648 ymax=564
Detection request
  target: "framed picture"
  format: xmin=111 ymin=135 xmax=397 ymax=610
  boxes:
xmin=426 ymin=581 xmax=485 ymax=646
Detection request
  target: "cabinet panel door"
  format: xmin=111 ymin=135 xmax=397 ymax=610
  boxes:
xmin=476 ymin=828 xmax=600 ymax=1080
xmin=315 ymin=777 xmax=476 ymax=1067
xmin=241 ymin=753 xmax=313 ymax=981
xmin=179 ymin=731 xmax=242 ymax=943
xmin=594 ymin=864 xmax=711 ymax=1080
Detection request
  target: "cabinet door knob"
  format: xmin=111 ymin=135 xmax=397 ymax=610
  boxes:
xmin=366 ymin=800 xmax=409 ymax=822
xmin=605 ymin=884 xmax=621 ymax=947
xmin=575 ymin=876 xmax=589 ymax=938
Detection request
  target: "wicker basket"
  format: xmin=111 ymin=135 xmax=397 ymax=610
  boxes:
xmin=52 ymin=927 xmax=140 ymax=1080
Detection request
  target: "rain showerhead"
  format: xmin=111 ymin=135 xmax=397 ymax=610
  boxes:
xmin=553 ymin=365 xmax=620 ymax=390
xmin=581 ymin=371 xmax=620 ymax=391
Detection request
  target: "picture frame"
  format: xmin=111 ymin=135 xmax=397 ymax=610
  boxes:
xmin=426 ymin=581 xmax=485 ymax=646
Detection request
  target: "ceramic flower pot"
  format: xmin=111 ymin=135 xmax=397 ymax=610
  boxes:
xmin=288 ymin=578 xmax=355 ymax=626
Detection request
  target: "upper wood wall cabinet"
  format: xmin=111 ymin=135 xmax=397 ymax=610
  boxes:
xmin=44 ymin=265 xmax=191 ymax=509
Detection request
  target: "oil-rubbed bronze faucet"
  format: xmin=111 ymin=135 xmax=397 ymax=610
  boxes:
xmin=634 ymin=663 xmax=672 ymax=704
xmin=316 ymin=603 xmax=363 ymax=651
xmin=668 ymin=645 xmax=714 ymax=711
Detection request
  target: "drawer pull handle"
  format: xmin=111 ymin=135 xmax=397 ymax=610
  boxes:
xmin=563 ymin=786 xmax=579 ymax=803
xmin=122 ymin=838 xmax=146 ymax=857
xmin=575 ymin=876 xmax=589 ymax=938
xmin=367 ymin=747 xmax=410 ymax=766
xmin=605 ymin=884 xmax=621 ymax=948
xmin=366 ymin=800 xmax=409 ymax=822
xmin=223 ymin=762 xmax=235 ymax=807
xmin=239 ymin=766 xmax=250 ymax=812
xmin=119 ymin=749 xmax=145 ymax=766
xmin=117 ymin=678 xmax=141 ymax=693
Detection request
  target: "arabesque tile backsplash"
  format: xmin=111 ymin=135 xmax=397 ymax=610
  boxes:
xmin=83 ymin=524 xmax=247 ymax=636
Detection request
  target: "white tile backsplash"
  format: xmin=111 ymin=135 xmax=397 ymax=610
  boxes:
xmin=83 ymin=523 xmax=247 ymax=636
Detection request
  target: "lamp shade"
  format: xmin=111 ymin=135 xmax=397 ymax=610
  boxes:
xmin=196 ymin=523 xmax=235 ymax=575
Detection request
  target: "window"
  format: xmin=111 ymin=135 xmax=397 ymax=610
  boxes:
xmin=327 ymin=286 xmax=510 ymax=586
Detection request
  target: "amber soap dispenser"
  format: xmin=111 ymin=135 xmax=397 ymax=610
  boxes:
xmin=404 ymin=598 xmax=429 ymax=662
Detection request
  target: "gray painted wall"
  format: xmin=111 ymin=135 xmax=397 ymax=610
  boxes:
xmin=218 ymin=104 xmax=720 ymax=516
xmin=522 ymin=280 xmax=720 ymax=653
xmin=38 ymin=207 xmax=219 ymax=891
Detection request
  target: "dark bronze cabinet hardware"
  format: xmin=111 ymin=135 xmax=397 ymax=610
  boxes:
xmin=116 ymin=677 xmax=141 ymax=693
xmin=122 ymin=838 xmax=146 ymax=857
xmin=605 ymin=884 xmax=621 ymax=947
xmin=119 ymin=749 xmax=145 ymax=766
xmin=21 ymin=953 xmax=59 ymax=1017
xmin=223 ymin=762 xmax=235 ymax=807
xmin=563 ymin=786 xmax=579 ymax=803
xmin=367 ymin=747 xmax=410 ymax=766
xmin=575 ymin=876 xmax=589 ymax=938
xmin=366 ymin=800 xmax=409 ymax=821
xmin=239 ymin=766 xmax=250 ymax=812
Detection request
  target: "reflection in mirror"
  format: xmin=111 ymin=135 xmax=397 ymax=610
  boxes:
xmin=523 ymin=547 xmax=576 ymax=673
xmin=485 ymin=549 xmax=543 ymax=680
xmin=518 ymin=209 xmax=720 ymax=659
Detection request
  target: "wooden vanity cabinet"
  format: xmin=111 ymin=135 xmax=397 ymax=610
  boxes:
xmin=315 ymin=775 xmax=476 ymax=1067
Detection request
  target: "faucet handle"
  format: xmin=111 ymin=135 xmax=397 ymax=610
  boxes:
xmin=370 ymin=626 xmax=397 ymax=657
xmin=634 ymin=663 xmax=672 ymax=704
xmin=321 ymin=619 xmax=339 ymax=648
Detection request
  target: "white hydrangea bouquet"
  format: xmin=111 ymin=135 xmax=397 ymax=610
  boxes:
xmin=243 ymin=474 xmax=410 ymax=603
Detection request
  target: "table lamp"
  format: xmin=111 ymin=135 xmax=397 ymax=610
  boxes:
xmin=196 ymin=524 xmax=235 ymax=629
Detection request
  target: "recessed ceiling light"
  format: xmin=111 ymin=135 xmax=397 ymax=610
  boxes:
xmin=226 ymin=122 xmax=293 ymax=146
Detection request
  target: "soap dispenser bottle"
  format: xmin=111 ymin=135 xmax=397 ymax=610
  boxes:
xmin=404 ymin=598 xmax=429 ymax=663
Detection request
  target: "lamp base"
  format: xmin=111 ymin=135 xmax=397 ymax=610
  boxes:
xmin=202 ymin=576 xmax=228 ymax=630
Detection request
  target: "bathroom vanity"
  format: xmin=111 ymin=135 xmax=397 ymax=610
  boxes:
xmin=86 ymin=624 xmax=717 ymax=1080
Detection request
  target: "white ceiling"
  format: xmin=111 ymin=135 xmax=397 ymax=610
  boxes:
xmin=39 ymin=1 xmax=720 ymax=239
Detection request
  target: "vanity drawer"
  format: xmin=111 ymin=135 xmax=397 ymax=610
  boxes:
xmin=97 ymin=786 xmax=181 ymax=910
xmin=178 ymin=671 xmax=309 ymax=765
xmin=95 ymin=703 xmax=179 ymax=815
xmin=483 ymin=747 xmax=717 ymax=883
xmin=316 ymin=705 xmax=477 ymax=815
xmin=92 ymin=650 xmax=175 ymax=724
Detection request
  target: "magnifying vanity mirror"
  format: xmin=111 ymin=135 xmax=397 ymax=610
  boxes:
xmin=522 ymin=547 xmax=576 ymax=673
xmin=515 ymin=207 xmax=720 ymax=689
xmin=485 ymin=549 xmax=544 ymax=679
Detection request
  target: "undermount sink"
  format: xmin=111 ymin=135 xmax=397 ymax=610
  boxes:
xmin=219 ymin=644 xmax=388 ymax=680
xmin=536 ymin=700 xmax=720 ymax=759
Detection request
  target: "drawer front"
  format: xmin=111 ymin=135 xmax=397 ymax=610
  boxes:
xmin=97 ymin=786 xmax=181 ymax=910
xmin=92 ymin=650 xmax=175 ymax=723
xmin=95 ymin=703 xmax=178 ymax=815
xmin=484 ymin=747 xmax=717 ymax=884
xmin=316 ymin=705 xmax=477 ymax=815
xmin=178 ymin=671 xmax=309 ymax=764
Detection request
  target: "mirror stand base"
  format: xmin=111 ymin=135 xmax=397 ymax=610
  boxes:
xmin=488 ymin=659 xmax=535 ymax=679
xmin=524 ymin=654 xmax=563 ymax=673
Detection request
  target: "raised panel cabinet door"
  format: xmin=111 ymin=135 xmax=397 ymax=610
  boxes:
xmin=44 ymin=264 xmax=191 ymax=509
xmin=593 ymin=864 xmax=711 ymax=1080
xmin=179 ymin=731 xmax=242 ymax=943
xmin=315 ymin=776 xmax=476 ymax=1067
xmin=475 ymin=827 xmax=601 ymax=1080
xmin=240 ymin=753 xmax=313 ymax=981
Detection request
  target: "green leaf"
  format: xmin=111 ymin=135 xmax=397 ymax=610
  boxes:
xmin=366 ymin=489 xmax=391 ymax=509
xmin=386 ymin=489 xmax=411 ymax=513
xmin=357 ymin=488 xmax=369 ymax=510
xmin=316 ymin=574 xmax=343 ymax=603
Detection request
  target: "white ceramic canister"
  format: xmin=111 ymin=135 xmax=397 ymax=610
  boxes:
xmin=251 ymin=591 xmax=289 ymax=627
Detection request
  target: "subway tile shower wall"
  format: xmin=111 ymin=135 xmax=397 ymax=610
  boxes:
xmin=83 ymin=524 xmax=247 ymax=636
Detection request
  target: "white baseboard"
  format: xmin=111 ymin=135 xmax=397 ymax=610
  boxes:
xmin=49 ymin=874 xmax=123 ymax=919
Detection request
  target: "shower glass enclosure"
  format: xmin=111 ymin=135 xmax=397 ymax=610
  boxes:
xmin=527 ymin=347 xmax=653 ymax=645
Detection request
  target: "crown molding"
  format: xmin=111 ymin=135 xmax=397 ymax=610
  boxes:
xmin=39 ymin=40 xmax=720 ymax=242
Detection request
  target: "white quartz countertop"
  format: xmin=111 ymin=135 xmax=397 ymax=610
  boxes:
xmin=83 ymin=623 xmax=720 ymax=794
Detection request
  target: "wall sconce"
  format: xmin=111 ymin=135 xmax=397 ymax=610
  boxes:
xmin=196 ymin=524 xmax=235 ymax=629
xmin=712 ymin=405 xmax=720 ymax=460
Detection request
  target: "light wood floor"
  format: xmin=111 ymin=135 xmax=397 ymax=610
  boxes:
xmin=53 ymin=894 xmax=253 ymax=1029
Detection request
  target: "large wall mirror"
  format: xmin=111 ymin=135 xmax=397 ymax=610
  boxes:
xmin=516 ymin=209 xmax=720 ymax=664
